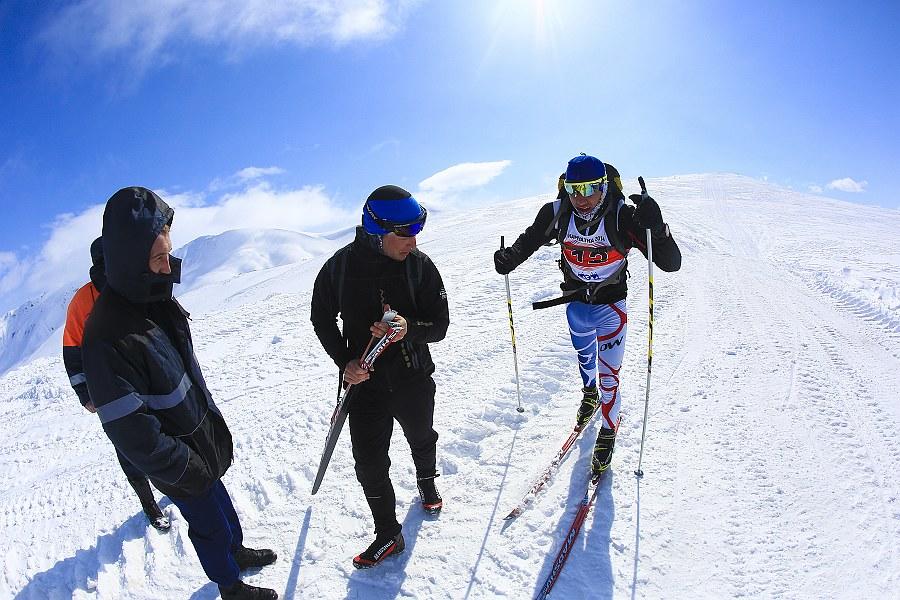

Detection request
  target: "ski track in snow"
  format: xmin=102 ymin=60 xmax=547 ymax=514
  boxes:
xmin=1 ymin=174 xmax=898 ymax=599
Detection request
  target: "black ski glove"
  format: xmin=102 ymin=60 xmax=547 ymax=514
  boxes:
xmin=494 ymin=248 xmax=517 ymax=275
xmin=628 ymin=194 xmax=665 ymax=235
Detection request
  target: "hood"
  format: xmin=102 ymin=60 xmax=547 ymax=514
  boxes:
xmin=101 ymin=187 xmax=182 ymax=303
xmin=88 ymin=236 xmax=107 ymax=290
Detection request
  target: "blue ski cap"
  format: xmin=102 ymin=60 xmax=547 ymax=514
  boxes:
xmin=565 ymin=154 xmax=606 ymax=183
xmin=362 ymin=185 xmax=425 ymax=235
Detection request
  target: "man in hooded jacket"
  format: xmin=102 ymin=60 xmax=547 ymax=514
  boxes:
xmin=82 ymin=187 xmax=278 ymax=600
xmin=63 ymin=236 xmax=169 ymax=531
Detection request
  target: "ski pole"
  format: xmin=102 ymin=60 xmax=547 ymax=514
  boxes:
xmin=634 ymin=176 xmax=654 ymax=478
xmin=501 ymin=236 xmax=525 ymax=413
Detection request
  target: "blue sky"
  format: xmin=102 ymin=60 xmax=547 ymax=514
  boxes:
xmin=1 ymin=0 xmax=898 ymax=308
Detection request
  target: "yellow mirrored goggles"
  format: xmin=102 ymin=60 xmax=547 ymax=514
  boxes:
xmin=563 ymin=177 xmax=608 ymax=198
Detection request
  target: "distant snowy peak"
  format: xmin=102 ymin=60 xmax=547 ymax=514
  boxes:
xmin=0 ymin=228 xmax=347 ymax=377
xmin=0 ymin=286 xmax=76 ymax=376
xmin=174 ymin=228 xmax=338 ymax=294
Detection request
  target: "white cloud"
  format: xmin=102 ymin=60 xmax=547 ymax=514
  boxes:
xmin=236 ymin=166 xmax=286 ymax=180
xmin=416 ymin=160 xmax=512 ymax=209
xmin=39 ymin=0 xmax=418 ymax=76
xmin=827 ymin=177 xmax=867 ymax=193
xmin=165 ymin=182 xmax=355 ymax=249
xmin=0 ymin=252 xmax=15 ymax=271
xmin=419 ymin=160 xmax=512 ymax=193
xmin=209 ymin=166 xmax=286 ymax=193
xmin=0 ymin=177 xmax=355 ymax=312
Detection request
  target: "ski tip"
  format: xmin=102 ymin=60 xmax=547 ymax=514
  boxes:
xmin=503 ymin=509 xmax=521 ymax=521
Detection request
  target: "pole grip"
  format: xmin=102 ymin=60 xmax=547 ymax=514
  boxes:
xmin=500 ymin=235 xmax=505 ymax=249
xmin=638 ymin=176 xmax=648 ymax=201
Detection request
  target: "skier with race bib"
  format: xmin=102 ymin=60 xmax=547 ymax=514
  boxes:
xmin=493 ymin=154 xmax=681 ymax=479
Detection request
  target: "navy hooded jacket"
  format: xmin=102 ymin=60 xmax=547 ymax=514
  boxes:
xmin=82 ymin=187 xmax=233 ymax=499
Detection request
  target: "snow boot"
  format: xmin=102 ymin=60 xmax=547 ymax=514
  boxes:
xmin=591 ymin=427 xmax=617 ymax=481
xmin=233 ymin=546 xmax=277 ymax=571
xmin=218 ymin=580 xmax=278 ymax=600
xmin=128 ymin=477 xmax=170 ymax=531
xmin=416 ymin=474 xmax=443 ymax=514
xmin=575 ymin=386 xmax=599 ymax=431
xmin=352 ymin=532 xmax=405 ymax=569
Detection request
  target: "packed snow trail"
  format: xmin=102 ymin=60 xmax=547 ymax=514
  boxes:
xmin=2 ymin=174 xmax=898 ymax=599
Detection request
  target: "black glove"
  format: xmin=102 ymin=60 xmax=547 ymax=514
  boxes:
xmin=494 ymin=248 xmax=517 ymax=275
xmin=628 ymin=194 xmax=665 ymax=234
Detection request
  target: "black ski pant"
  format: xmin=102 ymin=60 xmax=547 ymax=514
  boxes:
xmin=116 ymin=447 xmax=146 ymax=481
xmin=348 ymin=375 xmax=438 ymax=537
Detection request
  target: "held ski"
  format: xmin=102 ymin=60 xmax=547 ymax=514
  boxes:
xmin=504 ymin=413 xmax=597 ymax=520
xmin=311 ymin=311 xmax=400 ymax=495
xmin=535 ymin=477 xmax=602 ymax=600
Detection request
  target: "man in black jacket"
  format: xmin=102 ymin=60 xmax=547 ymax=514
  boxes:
xmin=311 ymin=185 xmax=449 ymax=569
xmin=494 ymin=154 xmax=681 ymax=479
xmin=63 ymin=237 xmax=169 ymax=531
xmin=82 ymin=187 xmax=277 ymax=600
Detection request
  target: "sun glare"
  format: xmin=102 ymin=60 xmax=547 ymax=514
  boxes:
xmin=482 ymin=0 xmax=565 ymax=71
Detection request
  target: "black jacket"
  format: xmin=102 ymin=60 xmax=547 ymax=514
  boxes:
xmin=503 ymin=191 xmax=682 ymax=305
xmin=82 ymin=187 xmax=232 ymax=499
xmin=310 ymin=227 xmax=449 ymax=391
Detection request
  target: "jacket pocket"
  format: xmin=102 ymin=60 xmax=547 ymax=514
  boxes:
xmin=173 ymin=448 xmax=215 ymax=498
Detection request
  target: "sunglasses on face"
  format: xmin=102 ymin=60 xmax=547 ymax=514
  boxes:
xmin=564 ymin=177 xmax=608 ymax=198
xmin=365 ymin=204 xmax=427 ymax=237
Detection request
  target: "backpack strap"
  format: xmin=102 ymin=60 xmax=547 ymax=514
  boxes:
xmin=544 ymin=197 xmax=570 ymax=241
xmin=604 ymin=198 xmax=628 ymax=256
xmin=404 ymin=253 xmax=422 ymax=313
xmin=329 ymin=244 xmax=351 ymax=317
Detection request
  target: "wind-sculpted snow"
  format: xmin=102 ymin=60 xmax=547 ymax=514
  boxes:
xmin=1 ymin=174 xmax=898 ymax=598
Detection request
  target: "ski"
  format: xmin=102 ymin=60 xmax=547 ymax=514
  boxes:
xmin=535 ymin=476 xmax=602 ymax=600
xmin=504 ymin=413 xmax=597 ymax=520
xmin=311 ymin=312 xmax=400 ymax=495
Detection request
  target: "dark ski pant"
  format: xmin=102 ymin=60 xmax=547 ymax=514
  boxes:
xmin=118 ymin=450 xmax=159 ymax=514
xmin=349 ymin=376 xmax=438 ymax=537
xmin=116 ymin=447 xmax=146 ymax=481
xmin=170 ymin=479 xmax=243 ymax=586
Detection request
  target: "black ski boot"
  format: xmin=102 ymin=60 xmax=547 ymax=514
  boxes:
xmin=575 ymin=386 xmax=599 ymax=431
xmin=352 ymin=532 xmax=405 ymax=569
xmin=218 ymin=580 xmax=278 ymax=600
xmin=128 ymin=477 xmax=170 ymax=531
xmin=591 ymin=427 xmax=617 ymax=481
xmin=416 ymin=474 xmax=443 ymax=514
xmin=233 ymin=546 xmax=277 ymax=571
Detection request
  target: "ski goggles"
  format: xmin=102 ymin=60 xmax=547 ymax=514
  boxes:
xmin=564 ymin=176 xmax=608 ymax=198
xmin=365 ymin=203 xmax=428 ymax=237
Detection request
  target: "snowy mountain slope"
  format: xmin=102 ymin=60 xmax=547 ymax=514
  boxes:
xmin=0 ymin=228 xmax=350 ymax=378
xmin=2 ymin=174 xmax=898 ymax=599
xmin=0 ymin=286 xmax=77 ymax=376
xmin=174 ymin=228 xmax=343 ymax=295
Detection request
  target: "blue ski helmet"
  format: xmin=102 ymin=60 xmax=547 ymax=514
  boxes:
xmin=565 ymin=154 xmax=606 ymax=183
xmin=362 ymin=185 xmax=426 ymax=236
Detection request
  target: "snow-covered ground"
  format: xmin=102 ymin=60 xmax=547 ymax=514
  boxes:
xmin=2 ymin=174 xmax=898 ymax=599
